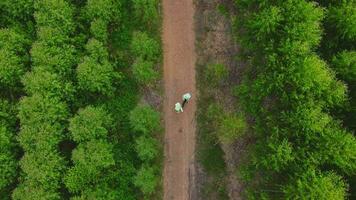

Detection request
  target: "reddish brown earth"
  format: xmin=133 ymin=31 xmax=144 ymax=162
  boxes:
xmin=162 ymin=0 xmax=197 ymax=199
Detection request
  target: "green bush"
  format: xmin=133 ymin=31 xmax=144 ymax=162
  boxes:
xmin=0 ymin=127 xmax=17 ymax=190
xmin=134 ymin=165 xmax=158 ymax=196
xmin=283 ymin=170 xmax=347 ymax=200
xmin=19 ymin=150 xmax=66 ymax=191
xmin=233 ymin=0 xmax=356 ymax=198
xmin=77 ymin=57 xmax=116 ymax=96
xmin=69 ymin=106 xmax=112 ymax=142
xmin=18 ymin=95 xmax=68 ymax=130
xmin=132 ymin=0 xmax=159 ymax=27
xmin=328 ymin=1 xmax=356 ymax=40
xmin=34 ymin=0 xmax=74 ymax=34
xmin=332 ymin=51 xmax=356 ymax=81
xmin=246 ymin=6 xmax=282 ymax=43
xmin=135 ymin=135 xmax=159 ymax=162
xmin=22 ymin=68 xmax=75 ymax=100
xmin=0 ymin=28 xmax=29 ymax=88
xmin=0 ymin=100 xmax=17 ymax=128
xmin=30 ymin=28 xmax=76 ymax=77
xmin=90 ymin=18 xmax=108 ymax=42
xmin=131 ymin=31 xmax=160 ymax=62
xmin=15 ymin=1 xmax=76 ymax=197
xmin=77 ymin=39 xmax=121 ymax=96
xmin=129 ymin=105 xmax=160 ymax=135
xmin=65 ymin=140 xmax=115 ymax=193
xmin=12 ymin=184 xmax=61 ymax=200
xmin=0 ymin=50 xmax=24 ymax=88
xmin=132 ymin=58 xmax=158 ymax=86
xmin=85 ymin=0 xmax=120 ymax=22
xmin=0 ymin=0 xmax=34 ymax=25
xmin=0 ymin=28 xmax=29 ymax=53
xmin=71 ymin=183 xmax=122 ymax=200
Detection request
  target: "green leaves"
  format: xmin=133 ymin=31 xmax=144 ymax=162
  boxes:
xmin=135 ymin=135 xmax=159 ymax=162
xmin=247 ymin=6 xmax=282 ymax=42
xmin=90 ymin=19 xmax=108 ymax=43
xmin=0 ymin=28 xmax=29 ymax=89
xmin=332 ymin=51 xmax=356 ymax=81
xmin=77 ymin=39 xmax=121 ymax=96
xmin=132 ymin=58 xmax=158 ymax=86
xmin=234 ymin=0 xmax=356 ymax=198
xmin=328 ymin=1 xmax=356 ymax=40
xmin=283 ymin=170 xmax=347 ymax=200
xmin=0 ymin=127 xmax=17 ymax=189
xmin=65 ymin=141 xmax=115 ymax=193
xmin=129 ymin=105 xmax=160 ymax=135
xmin=85 ymin=0 xmax=120 ymax=22
xmin=131 ymin=31 xmax=160 ymax=62
xmin=22 ymin=68 xmax=75 ymax=100
xmin=132 ymin=0 xmax=159 ymax=29
xmin=69 ymin=106 xmax=112 ymax=142
xmin=133 ymin=165 xmax=158 ymax=196
xmin=34 ymin=0 xmax=74 ymax=34
xmin=65 ymin=106 xmax=118 ymax=197
xmin=129 ymin=104 xmax=161 ymax=197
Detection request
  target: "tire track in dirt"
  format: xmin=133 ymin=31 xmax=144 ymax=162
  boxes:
xmin=162 ymin=0 xmax=197 ymax=199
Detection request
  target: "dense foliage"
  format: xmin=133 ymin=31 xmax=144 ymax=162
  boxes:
xmin=130 ymin=105 xmax=161 ymax=197
xmin=13 ymin=1 xmax=76 ymax=199
xmin=0 ymin=0 xmax=162 ymax=199
xmin=233 ymin=0 xmax=356 ymax=199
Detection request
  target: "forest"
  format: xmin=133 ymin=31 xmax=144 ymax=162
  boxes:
xmin=0 ymin=0 xmax=162 ymax=200
xmin=1 ymin=0 xmax=356 ymax=199
xmin=233 ymin=0 xmax=356 ymax=199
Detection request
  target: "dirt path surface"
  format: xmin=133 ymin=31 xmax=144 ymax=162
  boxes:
xmin=162 ymin=0 xmax=197 ymax=200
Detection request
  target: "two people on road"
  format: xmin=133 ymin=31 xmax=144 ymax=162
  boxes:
xmin=175 ymin=93 xmax=192 ymax=113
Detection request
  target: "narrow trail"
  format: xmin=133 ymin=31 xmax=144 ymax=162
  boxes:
xmin=162 ymin=0 xmax=197 ymax=200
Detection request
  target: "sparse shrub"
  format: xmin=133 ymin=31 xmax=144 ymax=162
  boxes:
xmin=217 ymin=114 xmax=247 ymax=144
xmin=204 ymin=63 xmax=228 ymax=87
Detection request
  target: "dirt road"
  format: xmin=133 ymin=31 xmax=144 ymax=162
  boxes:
xmin=162 ymin=0 xmax=197 ymax=199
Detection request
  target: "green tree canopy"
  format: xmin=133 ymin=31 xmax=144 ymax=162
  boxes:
xmin=132 ymin=58 xmax=158 ymax=86
xmin=64 ymin=140 xmax=115 ymax=193
xmin=131 ymin=31 xmax=160 ymax=62
xmin=135 ymin=135 xmax=159 ymax=162
xmin=283 ymin=170 xmax=347 ymax=200
xmin=69 ymin=106 xmax=113 ymax=142
xmin=129 ymin=105 xmax=160 ymax=135
xmin=332 ymin=51 xmax=356 ymax=81
xmin=133 ymin=165 xmax=158 ymax=196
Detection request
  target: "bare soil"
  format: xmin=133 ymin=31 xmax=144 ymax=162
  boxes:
xmin=162 ymin=0 xmax=197 ymax=200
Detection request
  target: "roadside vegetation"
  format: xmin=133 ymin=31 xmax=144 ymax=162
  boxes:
xmin=0 ymin=0 xmax=162 ymax=199
xmin=232 ymin=0 xmax=356 ymax=199
xmin=195 ymin=1 xmax=248 ymax=199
